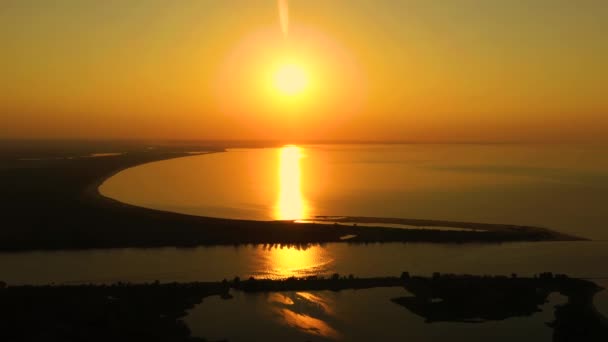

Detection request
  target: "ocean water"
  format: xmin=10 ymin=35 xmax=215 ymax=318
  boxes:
xmin=4 ymin=144 xmax=608 ymax=341
xmin=101 ymin=144 xmax=608 ymax=240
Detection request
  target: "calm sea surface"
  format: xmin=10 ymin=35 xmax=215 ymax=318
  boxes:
xmin=3 ymin=144 xmax=608 ymax=341
xmin=2 ymin=242 xmax=606 ymax=341
xmin=101 ymin=144 xmax=608 ymax=240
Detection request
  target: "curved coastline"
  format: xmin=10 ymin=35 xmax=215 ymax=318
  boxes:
xmin=88 ymin=151 xmax=221 ymax=207
xmin=0 ymin=147 xmax=586 ymax=251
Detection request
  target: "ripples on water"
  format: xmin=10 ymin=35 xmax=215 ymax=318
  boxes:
xmin=250 ymin=244 xmax=334 ymax=279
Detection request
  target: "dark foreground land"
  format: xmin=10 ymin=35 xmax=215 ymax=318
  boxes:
xmin=1 ymin=273 xmax=606 ymax=342
xmin=0 ymin=141 xmax=583 ymax=251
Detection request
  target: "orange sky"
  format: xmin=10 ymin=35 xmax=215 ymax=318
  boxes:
xmin=1 ymin=1 xmax=607 ymax=142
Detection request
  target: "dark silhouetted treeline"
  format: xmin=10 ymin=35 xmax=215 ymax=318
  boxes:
xmin=1 ymin=273 xmax=605 ymax=341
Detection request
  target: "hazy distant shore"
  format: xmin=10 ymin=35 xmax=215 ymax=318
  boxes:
xmin=0 ymin=142 xmax=585 ymax=252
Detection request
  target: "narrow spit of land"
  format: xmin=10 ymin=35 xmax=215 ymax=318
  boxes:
xmin=0 ymin=142 xmax=584 ymax=251
xmin=1 ymin=274 xmax=606 ymax=342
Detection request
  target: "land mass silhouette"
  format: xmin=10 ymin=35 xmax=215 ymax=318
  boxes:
xmin=1 ymin=273 xmax=605 ymax=341
xmin=0 ymin=141 xmax=584 ymax=251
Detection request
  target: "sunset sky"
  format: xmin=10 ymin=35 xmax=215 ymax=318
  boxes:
xmin=1 ymin=0 xmax=607 ymax=142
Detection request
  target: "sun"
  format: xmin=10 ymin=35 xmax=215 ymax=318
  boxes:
xmin=274 ymin=63 xmax=309 ymax=96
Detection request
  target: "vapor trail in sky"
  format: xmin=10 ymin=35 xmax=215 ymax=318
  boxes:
xmin=278 ymin=0 xmax=289 ymax=38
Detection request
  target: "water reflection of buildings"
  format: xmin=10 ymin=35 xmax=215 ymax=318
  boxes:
xmin=275 ymin=145 xmax=308 ymax=221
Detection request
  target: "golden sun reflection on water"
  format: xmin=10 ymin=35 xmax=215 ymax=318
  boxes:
xmin=275 ymin=145 xmax=308 ymax=220
xmin=259 ymin=245 xmax=333 ymax=279
xmin=265 ymin=145 xmax=339 ymax=340
xmin=268 ymin=291 xmax=341 ymax=340
xmin=275 ymin=308 xmax=341 ymax=339
xmin=295 ymin=292 xmax=335 ymax=316
xmin=265 ymin=146 xmax=332 ymax=279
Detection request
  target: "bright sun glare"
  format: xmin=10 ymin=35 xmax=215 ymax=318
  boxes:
xmin=274 ymin=64 xmax=308 ymax=96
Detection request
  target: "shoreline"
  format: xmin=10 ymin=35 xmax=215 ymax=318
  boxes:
xmin=0 ymin=145 xmax=586 ymax=252
xmin=86 ymin=150 xmax=221 ymax=212
xmin=2 ymin=273 xmax=606 ymax=341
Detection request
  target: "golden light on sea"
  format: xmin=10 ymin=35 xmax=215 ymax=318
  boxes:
xmin=258 ymin=244 xmax=333 ymax=279
xmin=275 ymin=145 xmax=308 ymax=220
xmin=268 ymin=247 xmax=314 ymax=278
